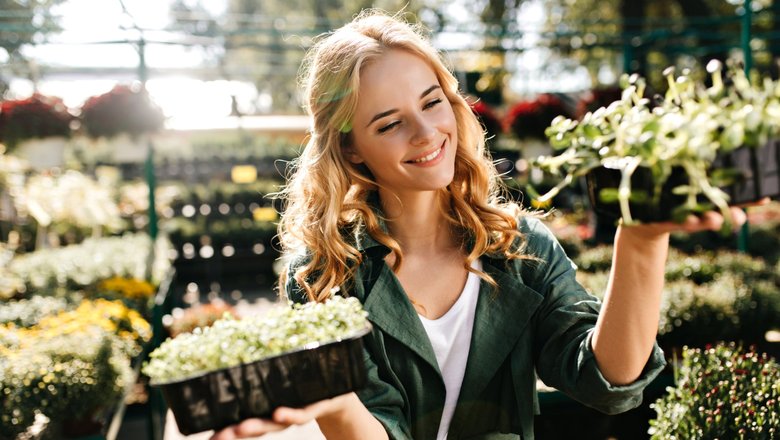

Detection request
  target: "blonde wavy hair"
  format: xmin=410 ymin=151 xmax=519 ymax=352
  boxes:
xmin=278 ymin=9 xmax=531 ymax=302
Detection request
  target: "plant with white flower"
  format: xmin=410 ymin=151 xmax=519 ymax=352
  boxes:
xmin=534 ymin=60 xmax=780 ymax=225
xmin=14 ymin=170 xmax=124 ymax=238
xmin=6 ymin=232 xmax=172 ymax=296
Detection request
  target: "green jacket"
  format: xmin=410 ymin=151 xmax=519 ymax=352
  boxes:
xmin=286 ymin=216 xmax=666 ymax=440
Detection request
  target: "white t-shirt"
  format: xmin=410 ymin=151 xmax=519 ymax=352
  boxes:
xmin=418 ymin=259 xmax=482 ymax=440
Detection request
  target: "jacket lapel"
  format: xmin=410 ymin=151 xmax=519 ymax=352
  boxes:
xmin=360 ymin=259 xmax=441 ymax=375
xmin=457 ymin=257 xmax=543 ymax=404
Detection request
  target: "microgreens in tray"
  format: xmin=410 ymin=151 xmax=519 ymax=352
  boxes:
xmin=142 ymin=295 xmax=369 ymax=384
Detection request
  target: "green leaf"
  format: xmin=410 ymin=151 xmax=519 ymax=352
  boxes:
xmin=671 ymin=205 xmax=692 ymax=223
xmin=598 ymin=188 xmax=649 ymax=203
xmin=709 ymin=168 xmax=743 ymax=186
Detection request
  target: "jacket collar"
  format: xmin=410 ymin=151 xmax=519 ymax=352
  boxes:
xmin=361 ymin=259 xmax=441 ymax=373
xmin=355 ymin=192 xmax=544 ymax=393
xmin=354 ymin=192 xmax=440 ymax=371
xmin=359 ymin=246 xmax=544 ymax=393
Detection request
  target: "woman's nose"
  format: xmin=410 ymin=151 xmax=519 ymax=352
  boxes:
xmin=410 ymin=114 xmax=436 ymax=146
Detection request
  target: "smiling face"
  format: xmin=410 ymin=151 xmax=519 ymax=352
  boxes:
xmin=345 ymin=49 xmax=458 ymax=198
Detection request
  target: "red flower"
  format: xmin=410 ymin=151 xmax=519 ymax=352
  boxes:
xmin=504 ymin=94 xmax=568 ymax=141
xmin=0 ymin=94 xmax=73 ymax=150
xmin=80 ymin=84 xmax=165 ymax=139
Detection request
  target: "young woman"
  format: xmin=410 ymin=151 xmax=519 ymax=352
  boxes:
xmin=211 ymin=10 xmax=747 ymax=440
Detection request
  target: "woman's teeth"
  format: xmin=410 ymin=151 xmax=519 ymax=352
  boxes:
xmin=411 ymin=147 xmax=441 ymax=163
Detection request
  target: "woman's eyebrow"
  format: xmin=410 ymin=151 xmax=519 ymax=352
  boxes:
xmin=366 ymin=84 xmax=441 ymax=127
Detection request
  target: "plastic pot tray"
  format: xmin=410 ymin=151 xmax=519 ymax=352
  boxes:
xmin=587 ymin=140 xmax=780 ymax=223
xmin=586 ymin=164 xmax=689 ymax=223
xmin=151 ymin=325 xmax=371 ymax=435
xmin=712 ymin=138 xmax=780 ymax=205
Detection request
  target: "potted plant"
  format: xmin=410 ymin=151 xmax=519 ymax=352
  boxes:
xmin=0 ymin=94 xmax=73 ymax=152
xmin=142 ymin=294 xmax=371 ymax=435
xmin=79 ymin=84 xmax=166 ymax=163
xmin=649 ymin=343 xmax=780 ymax=438
xmin=504 ymin=93 xmax=570 ymax=142
xmin=0 ymin=319 xmax=135 ymax=439
xmin=533 ymin=60 xmax=780 ymax=226
xmin=79 ymin=84 xmax=165 ymax=140
xmin=0 ymin=94 xmax=73 ymax=168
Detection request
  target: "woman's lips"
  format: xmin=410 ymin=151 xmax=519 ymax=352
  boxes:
xmin=406 ymin=140 xmax=445 ymax=165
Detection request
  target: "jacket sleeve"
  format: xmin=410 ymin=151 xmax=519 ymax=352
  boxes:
xmin=520 ymin=217 xmax=667 ymax=415
xmin=282 ymin=256 xmax=411 ymax=439
xmin=355 ymin=332 xmax=413 ymax=440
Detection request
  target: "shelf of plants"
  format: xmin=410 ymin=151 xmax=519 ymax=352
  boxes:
xmin=0 ymin=233 xmax=175 ymax=440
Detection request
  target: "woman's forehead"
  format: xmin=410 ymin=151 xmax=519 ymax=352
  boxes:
xmin=355 ymin=50 xmax=439 ymax=112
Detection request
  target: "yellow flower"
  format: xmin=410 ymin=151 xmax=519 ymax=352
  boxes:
xmin=97 ymin=277 xmax=155 ymax=300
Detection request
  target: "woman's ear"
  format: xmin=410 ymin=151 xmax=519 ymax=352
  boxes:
xmin=341 ymin=143 xmax=364 ymax=164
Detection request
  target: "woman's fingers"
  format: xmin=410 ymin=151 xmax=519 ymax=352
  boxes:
xmin=209 ymin=418 xmax=288 ymax=440
xmin=733 ymin=197 xmax=771 ymax=209
xmin=208 ymin=394 xmax=353 ymax=440
xmin=273 ymin=405 xmax=321 ymax=425
xmin=625 ymin=205 xmax=750 ymax=235
xmin=273 ymin=393 xmax=352 ymax=425
xmin=678 ymin=207 xmax=746 ymax=233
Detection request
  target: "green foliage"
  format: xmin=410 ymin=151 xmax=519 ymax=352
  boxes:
xmin=535 ymin=63 xmax=780 ymax=227
xmin=572 ymin=245 xmax=614 ymax=273
xmin=0 ymin=329 xmax=132 ymax=439
xmin=650 ymin=343 xmax=780 ymax=439
xmin=670 ymin=202 xmax=780 ymax=265
xmin=0 ymin=0 xmax=65 ymax=92
xmin=573 ymin=246 xmax=780 ymax=348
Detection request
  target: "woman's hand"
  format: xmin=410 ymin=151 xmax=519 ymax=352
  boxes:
xmin=593 ymin=198 xmax=770 ymax=385
xmin=210 ymin=393 xmax=387 ymax=440
xmin=621 ymin=198 xmax=770 ymax=237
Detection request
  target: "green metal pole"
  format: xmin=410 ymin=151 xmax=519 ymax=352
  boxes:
xmin=145 ymin=141 xmax=158 ymax=241
xmin=741 ymin=0 xmax=753 ymax=73
xmin=137 ymin=35 xmax=164 ymax=440
xmin=737 ymin=0 xmax=752 ymax=252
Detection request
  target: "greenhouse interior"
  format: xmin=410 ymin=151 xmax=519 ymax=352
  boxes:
xmin=1 ymin=0 xmax=779 ymax=439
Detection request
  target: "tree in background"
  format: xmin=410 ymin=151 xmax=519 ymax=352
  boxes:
xmin=0 ymin=0 xmax=65 ymax=95
xmin=542 ymin=0 xmax=778 ymax=92
xmin=167 ymin=0 xmax=426 ymax=114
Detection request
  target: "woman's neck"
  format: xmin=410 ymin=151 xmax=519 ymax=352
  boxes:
xmin=378 ymin=189 xmax=456 ymax=255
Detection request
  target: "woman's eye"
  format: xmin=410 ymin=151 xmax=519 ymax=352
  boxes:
xmin=378 ymin=121 xmax=400 ymax=133
xmin=424 ymin=98 xmax=442 ymax=110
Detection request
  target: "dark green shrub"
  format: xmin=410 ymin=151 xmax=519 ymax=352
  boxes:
xmin=650 ymin=343 xmax=780 ymax=439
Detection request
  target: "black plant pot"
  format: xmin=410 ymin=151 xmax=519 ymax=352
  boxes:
xmin=152 ymin=326 xmax=371 ymax=435
xmin=586 ymin=165 xmax=689 ymax=223
xmin=587 ymin=140 xmax=780 ymax=223
xmin=712 ymin=139 xmax=780 ymax=204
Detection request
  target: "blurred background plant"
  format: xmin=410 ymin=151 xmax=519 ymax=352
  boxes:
xmin=649 ymin=343 xmax=780 ymax=439
xmin=0 ymin=94 xmax=73 ymax=152
xmin=504 ymin=93 xmax=570 ymax=142
xmin=79 ymin=84 xmax=166 ymax=140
